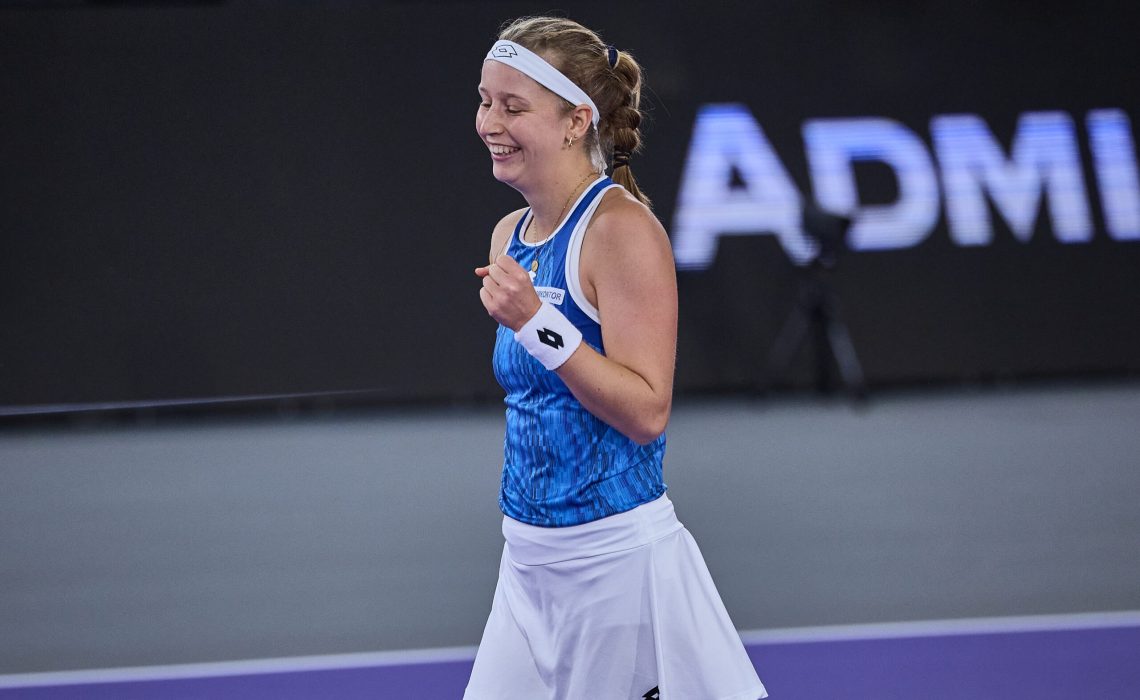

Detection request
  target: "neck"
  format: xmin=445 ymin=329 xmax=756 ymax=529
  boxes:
xmin=523 ymin=169 xmax=600 ymax=242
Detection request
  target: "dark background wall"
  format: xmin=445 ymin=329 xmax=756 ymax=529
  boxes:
xmin=3 ymin=1 xmax=1139 ymax=410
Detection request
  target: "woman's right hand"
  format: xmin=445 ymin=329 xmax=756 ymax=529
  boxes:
xmin=476 ymin=254 xmax=542 ymax=332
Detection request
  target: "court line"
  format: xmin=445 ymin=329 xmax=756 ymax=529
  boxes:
xmin=0 ymin=646 xmax=479 ymax=689
xmin=738 ymin=609 xmax=1140 ymax=644
xmin=2 ymin=610 xmax=1138 ymax=689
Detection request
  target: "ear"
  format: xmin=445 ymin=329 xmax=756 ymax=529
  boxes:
xmin=567 ymin=104 xmax=593 ymax=140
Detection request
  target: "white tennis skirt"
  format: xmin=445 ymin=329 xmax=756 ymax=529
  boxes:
xmin=464 ymin=494 xmax=767 ymax=700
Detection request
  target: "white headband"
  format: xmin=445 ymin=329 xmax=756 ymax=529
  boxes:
xmin=485 ymin=40 xmax=600 ymax=127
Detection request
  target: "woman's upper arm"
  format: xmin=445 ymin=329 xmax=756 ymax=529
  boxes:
xmin=582 ymin=197 xmax=678 ymax=395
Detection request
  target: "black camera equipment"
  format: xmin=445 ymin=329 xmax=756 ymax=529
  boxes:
xmin=762 ymin=201 xmax=866 ymax=398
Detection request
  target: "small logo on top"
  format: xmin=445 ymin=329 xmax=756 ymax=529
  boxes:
xmin=534 ymin=286 xmax=565 ymax=306
xmin=492 ymin=45 xmax=518 ymax=58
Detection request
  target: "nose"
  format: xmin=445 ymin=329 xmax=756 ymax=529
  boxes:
xmin=476 ymin=105 xmax=502 ymax=138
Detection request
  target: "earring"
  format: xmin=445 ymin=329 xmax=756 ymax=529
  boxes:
xmin=566 ymin=135 xmax=575 ymax=148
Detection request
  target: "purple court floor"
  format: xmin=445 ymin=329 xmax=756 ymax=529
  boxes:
xmin=2 ymin=613 xmax=1137 ymax=699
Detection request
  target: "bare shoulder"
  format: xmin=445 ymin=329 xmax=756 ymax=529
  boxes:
xmin=583 ymin=188 xmax=674 ymax=269
xmin=578 ymin=187 xmax=676 ymax=316
xmin=488 ymin=207 xmax=527 ymax=265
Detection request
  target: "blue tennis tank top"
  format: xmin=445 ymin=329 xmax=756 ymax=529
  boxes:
xmin=492 ymin=176 xmax=667 ymax=527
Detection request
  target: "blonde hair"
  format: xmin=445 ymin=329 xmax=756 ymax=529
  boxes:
xmin=499 ymin=16 xmax=651 ymax=207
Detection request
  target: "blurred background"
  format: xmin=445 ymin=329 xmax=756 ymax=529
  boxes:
xmin=1 ymin=1 xmax=1138 ymax=698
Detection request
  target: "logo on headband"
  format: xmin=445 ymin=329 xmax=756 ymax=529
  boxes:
xmin=492 ymin=45 xmax=518 ymax=58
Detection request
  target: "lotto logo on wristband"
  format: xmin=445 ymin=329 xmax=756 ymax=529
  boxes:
xmin=515 ymin=302 xmax=583 ymax=371
xmin=537 ymin=328 xmax=564 ymax=349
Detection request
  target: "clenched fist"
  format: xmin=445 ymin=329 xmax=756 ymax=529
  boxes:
xmin=475 ymin=254 xmax=542 ymax=332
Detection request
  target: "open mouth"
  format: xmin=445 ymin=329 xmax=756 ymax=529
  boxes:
xmin=489 ymin=144 xmax=521 ymax=158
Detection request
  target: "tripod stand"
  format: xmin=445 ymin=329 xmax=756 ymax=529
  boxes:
xmin=762 ymin=203 xmax=866 ymax=399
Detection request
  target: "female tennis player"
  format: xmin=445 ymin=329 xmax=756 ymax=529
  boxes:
xmin=467 ymin=16 xmax=767 ymax=700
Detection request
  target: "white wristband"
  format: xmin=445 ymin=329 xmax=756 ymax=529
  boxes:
xmin=514 ymin=301 xmax=583 ymax=371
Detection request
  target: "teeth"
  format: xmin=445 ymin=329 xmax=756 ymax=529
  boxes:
xmin=490 ymin=145 xmax=520 ymax=155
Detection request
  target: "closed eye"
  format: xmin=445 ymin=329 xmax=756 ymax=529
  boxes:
xmin=478 ymin=101 xmax=523 ymax=115
xmin=474 ymin=93 xmax=522 ymax=115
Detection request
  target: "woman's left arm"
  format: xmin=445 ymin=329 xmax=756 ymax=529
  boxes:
xmin=555 ymin=196 xmax=678 ymax=444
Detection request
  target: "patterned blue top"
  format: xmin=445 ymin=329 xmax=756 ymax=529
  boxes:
xmin=492 ymin=177 xmax=667 ymax=527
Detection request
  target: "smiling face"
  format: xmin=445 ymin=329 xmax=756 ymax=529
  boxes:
xmin=476 ymin=59 xmax=573 ymax=192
